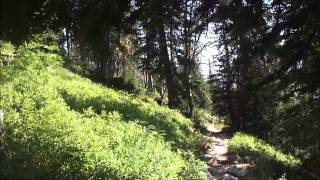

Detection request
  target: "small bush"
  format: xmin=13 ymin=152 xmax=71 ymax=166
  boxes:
xmin=193 ymin=109 xmax=215 ymax=129
xmin=228 ymin=132 xmax=301 ymax=179
xmin=192 ymin=109 xmax=227 ymax=131
xmin=107 ymin=77 xmax=138 ymax=93
xmin=179 ymin=151 xmax=207 ymax=179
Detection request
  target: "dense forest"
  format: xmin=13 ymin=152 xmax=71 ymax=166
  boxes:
xmin=1 ymin=0 xmax=319 ymax=179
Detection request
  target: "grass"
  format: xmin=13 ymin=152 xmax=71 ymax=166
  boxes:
xmin=229 ymin=132 xmax=301 ymax=178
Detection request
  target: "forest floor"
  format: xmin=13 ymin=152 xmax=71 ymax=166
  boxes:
xmin=201 ymin=124 xmax=253 ymax=180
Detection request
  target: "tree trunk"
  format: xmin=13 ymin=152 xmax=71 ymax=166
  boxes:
xmin=98 ymin=28 xmax=113 ymax=80
xmin=66 ymin=27 xmax=71 ymax=57
xmin=158 ymin=22 xmax=178 ymax=108
xmin=145 ymin=26 xmax=154 ymax=92
xmin=187 ymin=85 xmax=194 ymax=118
xmin=147 ymin=71 xmax=153 ymax=92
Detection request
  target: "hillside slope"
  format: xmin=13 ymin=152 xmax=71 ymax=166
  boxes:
xmin=0 ymin=39 xmax=206 ymax=179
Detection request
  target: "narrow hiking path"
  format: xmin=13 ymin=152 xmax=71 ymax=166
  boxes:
xmin=201 ymin=124 xmax=253 ymax=180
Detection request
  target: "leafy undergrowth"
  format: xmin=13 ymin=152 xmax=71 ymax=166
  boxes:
xmin=229 ymin=132 xmax=301 ymax=179
xmin=55 ymin=68 xmax=201 ymax=150
xmin=0 ymin=35 xmax=206 ymax=179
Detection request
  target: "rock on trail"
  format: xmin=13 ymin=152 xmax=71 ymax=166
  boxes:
xmin=201 ymin=124 xmax=252 ymax=180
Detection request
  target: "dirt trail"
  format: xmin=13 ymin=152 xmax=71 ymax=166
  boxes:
xmin=201 ymin=124 xmax=252 ymax=180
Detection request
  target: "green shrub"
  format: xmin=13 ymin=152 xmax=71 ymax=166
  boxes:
xmin=0 ymin=35 xmax=206 ymax=179
xmin=193 ymin=109 xmax=227 ymax=131
xmin=0 ymin=83 xmax=187 ymax=179
xmin=179 ymin=151 xmax=207 ymax=179
xmin=193 ymin=109 xmax=215 ymax=129
xmin=0 ymin=42 xmax=15 ymax=54
xmin=88 ymin=61 xmax=147 ymax=95
xmin=55 ymin=68 xmax=201 ymax=150
xmin=228 ymin=132 xmax=301 ymax=179
xmin=106 ymin=76 xmax=140 ymax=94
xmin=0 ymin=33 xmax=61 ymax=84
